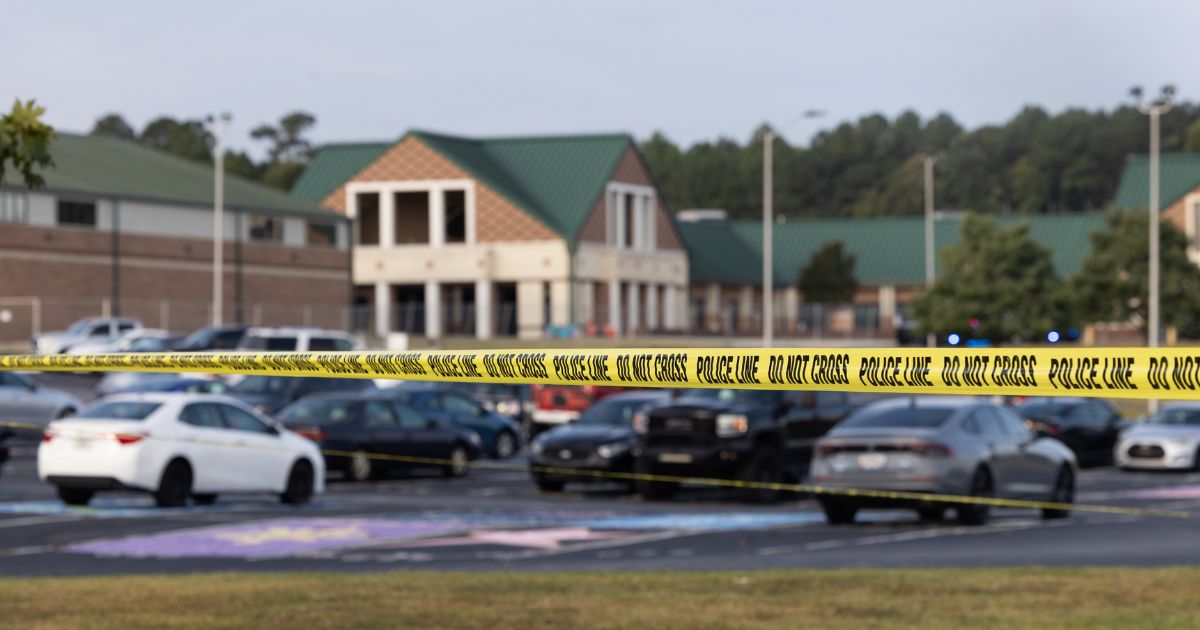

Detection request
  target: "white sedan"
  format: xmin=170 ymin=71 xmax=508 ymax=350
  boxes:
xmin=39 ymin=393 xmax=324 ymax=507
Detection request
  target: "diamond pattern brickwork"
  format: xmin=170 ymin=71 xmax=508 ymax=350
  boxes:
xmin=577 ymin=147 xmax=684 ymax=251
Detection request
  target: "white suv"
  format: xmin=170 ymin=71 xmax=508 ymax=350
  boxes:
xmin=236 ymin=327 xmax=360 ymax=352
xmin=33 ymin=317 xmax=143 ymax=355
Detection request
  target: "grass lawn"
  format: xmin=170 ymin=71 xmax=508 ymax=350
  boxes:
xmin=3 ymin=568 xmax=1199 ymax=628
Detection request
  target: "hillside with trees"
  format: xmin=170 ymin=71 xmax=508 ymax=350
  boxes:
xmin=641 ymin=103 xmax=1200 ymax=218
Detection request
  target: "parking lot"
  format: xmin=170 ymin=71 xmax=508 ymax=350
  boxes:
xmin=0 ymin=374 xmax=1198 ymax=577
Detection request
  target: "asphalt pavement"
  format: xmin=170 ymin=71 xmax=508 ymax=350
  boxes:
xmin=1 ymin=373 xmax=1198 ymax=576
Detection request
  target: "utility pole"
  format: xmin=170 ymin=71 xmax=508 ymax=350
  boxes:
xmin=1131 ymin=85 xmax=1175 ymax=415
xmin=923 ymin=154 xmax=937 ymax=348
xmin=208 ymin=113 xmax=232 ymax=327
xmin=763 ymin=129 xmax=775 ymax=347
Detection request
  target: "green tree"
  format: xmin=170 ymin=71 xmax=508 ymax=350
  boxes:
xmin=0 ymin=99 xmax=55 ymax=188
xmin=797 ymin=241 xmax=859 ymax=303
xmin=251 ymin=111 xmax=316 ymax=163
xmin=912 ymin=214 xmax=1071 ymax=341
xmin=1071 ymin=212 xmax=1200 ymax=337
xmin=90 ymin=113 xmax=135 ymax=140
xmin=139 ymin=117 xmax=212 ymax=163
xmin=1186 ymin=118 xmax=1200 ymax=152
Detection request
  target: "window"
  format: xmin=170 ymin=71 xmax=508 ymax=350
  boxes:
xmin=57 ymin=200 xmax=96 ymax=228
xmin=0 ymin=191 xmax=29 ymax=223
xmin=248 ymin=215 xmax=283 ymax=242
xmin=975 ymin=408 xmax=1007 ymax=437
xmin=357 ymin=192 xmax=380 ymax=245
xmin=392 ymin=403 xmax=428 ymax=428
xmin=995 ymin=407 xmax=1033 ymax=438
xmin=308 ymin=336 xmax=354 ymax=351
xmin=444 ymin=190 xmax=466 ymax=243
xmin=440 ymin=394 xmax=481 ymax=416
xmin=307 ymin=222 xmax=337 ymax=247
xmin=218 ymin=405 xmax=275 ymax=434
xmin=215 ymin=329 xmax=246 ymax=349
xmin=278 ymin=399 xmax=359 ymax=426
xmin=241 ymin=335 xmax=298 ymax=351
xmin=0 ymin=372 xmax=32 ymax=389
xmin=1068 ymin=401 xmax=1113 ymax=427
xmin=394 ymin=191 xmax=430 ymax=244
xmin=364 ymin=401 xmax=397 ymax=428
xmin=77 ymin=401 xmax=161 ymax=421
xmin=181 ymin=404 xmax=225 ymax=429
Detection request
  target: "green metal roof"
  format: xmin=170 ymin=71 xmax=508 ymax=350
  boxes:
xmin=0 ymin=133 xmax=337 ymax=218
xmin=1112 ymin=153 xmax=1200 ymax=210
xmin=294 ymin=130 xmax=635 ymax=244
xmin=290 ymin=141 xmax=392 ymax=202
xmin=687 ymin=212 xmax=1108 ymax=287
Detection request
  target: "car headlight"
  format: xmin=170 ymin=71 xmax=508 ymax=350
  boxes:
xmin=632 ymin=413 xmax=649 ymax=434
xmin=716 ymin=414 xmax=750 ymax=437
xmin=597 ymin=441 xmax=630 ymax=459
xmin=496 ymin=401 xmax=520 ymax=416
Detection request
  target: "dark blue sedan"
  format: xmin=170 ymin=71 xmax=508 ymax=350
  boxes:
xmin=382 ymin=384 xmax=523 ymax=459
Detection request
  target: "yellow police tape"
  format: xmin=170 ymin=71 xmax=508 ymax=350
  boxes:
xmin=1 ymin=346 xmax=1200 ymax=399
xmin=0 ymin=419 xmax=1191 ymax=520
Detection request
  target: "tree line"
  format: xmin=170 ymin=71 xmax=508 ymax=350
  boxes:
xmin=642 ymin=104 xmax=1200 ymax=218
xmin=90 ymin=111 xmax=318 ymax=191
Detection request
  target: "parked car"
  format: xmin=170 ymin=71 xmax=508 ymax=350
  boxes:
xmin=0 ymin=372 xmax=82 ymax=428
xmin=226 ymin=375 xmax=377 ymax=416
xmin=32 ymin=317 xmax=142 ymax=355
xmin=529 ymin=390 xmax=672 ymax=492
xmin=172 ymin=325 xmax=249 ymax=352
xmin=529 ymin=384 xmax=630 ymax=435
xmin=237 ymin=327 xmax=360 ymax=352
xmin=809 ymin=396 xmax=1077 ymax=525
xmin=65 ymin=328 xmax=183 ymax=356
xmin=633 ymin=388 xmax=853 ymax=502
xmin=445 ymin=382 xmax=533 ymax=429
xmin=383 ymin=384 xmax=522 ymax=459
xmin=97 ymin=372 xmax=194 ymax=398
xmin=109 ymin=377 xmax=230 ymax=396
xmin=1115 ymin=403 xmax=1200 ymax=471
xmin=1013 ymin=397 xmax=1128 ymax=467
xmin=39 ymin=394 xmax=323 ymax=507
xmin=277 ymin=391 xmax=482 ymax=481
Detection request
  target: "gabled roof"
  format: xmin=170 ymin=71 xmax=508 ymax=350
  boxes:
xmin=1112 ymin=153 xmax=1200 ymax=210
xmin=294 ymin=130 xmax=636 ymax=244
xmin=685 ymin=212 xmax=1108 ymax=287
xmin=0 ymin=133 xmax=337 ymax=218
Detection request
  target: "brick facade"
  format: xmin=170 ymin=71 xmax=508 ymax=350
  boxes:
xmin=577 ymin=146 xmax=686 ymax=250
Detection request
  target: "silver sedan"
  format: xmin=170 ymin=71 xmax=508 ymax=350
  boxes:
xmin=0 ymin=372 xmax=81 ymax=428
xmin=1115 ymin=403 xmax=1200 ymax=471
xmin=809 ymin=396 xmax=1076 ymax=525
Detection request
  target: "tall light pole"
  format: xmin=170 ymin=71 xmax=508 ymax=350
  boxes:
xmin=1131 ymin=85 xmax=1175 ymax=414
xmin=923 ymin=154 xmax=937 ymax=348
xmin=763 ymin=110 xmax=823 ymax=347
xmin=207 ymin=113 xmax=232 ymax=327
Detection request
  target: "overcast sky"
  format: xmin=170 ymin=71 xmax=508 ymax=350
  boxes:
xmin=5 ymin=0 xmax=1192 ymax=156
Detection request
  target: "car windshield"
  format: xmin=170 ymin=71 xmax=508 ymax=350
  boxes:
xmin=841 ymin=405 xmax=957 ymax=429
xmin=67 ymin=320 xmax=96 ymax=335
xmin=279 ymin=399 xmax=359 ymax=425
xmin=1146 ymin=408 xmax=1200 ymax=426
xmin=678 ymin=389 xmax=779 ymax=405
xmin=230 ymin=375 xmax=294 ymax=394
xmin=178 ymin=328 xmax=216 ymax=349
xmin=579 ymin=398 xmax=655 ymax=426
xmin=77 ymin=401 xmax=161 ymax=421
xmin=241 ymin=335 xmax=298 ymax=351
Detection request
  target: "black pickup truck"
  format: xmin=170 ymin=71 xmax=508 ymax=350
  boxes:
xmin=632 ymin=389 xmax=852 ymax=502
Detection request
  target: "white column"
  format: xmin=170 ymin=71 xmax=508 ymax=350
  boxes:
xmin=739 ymin=286 xmax=755 ymax=334
xmin=615 ymin=193 xmax=627 ymax=250
xmin=425 ymin=281 xmax=441 ymax=339
xmin=516 ymin=280 xmax=545 ymax=340
xmin=784 ymin=286 xmax=800 ymax=333
xmin=645 ymin=284 xmax=659 ymax=331
xmin=429 ymin=187 xmax=445 ymax=246
xmin=575 ymin=281 xmax=594 ymax=326
xmin=374 ymin=281 xmax=390 ymax=337
xmin=549 ymin=280 xmax=571 ymax=326
xmin=663 ymin=285 xmax=677 ymax=330
xmin=626 ymin=281 xmax=641 ymax=335
xmin=608 ymin=280 xmax=622 ymax=336
xmin=879 ymin=285 xmax=897 ymax=331
xmin=705 ymin=283 xmax=720 ymax=332
xmin=475 ymin=279 xmax=492 ymax=340
xmin=380 ymin=190 xmax=395 ymax=248
xmin=645 ymin=195 xmax=656 ymax=252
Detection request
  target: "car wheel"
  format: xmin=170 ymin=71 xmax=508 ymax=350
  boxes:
xmin=493 ymin=431 xmax=518 ymax=459
xmin=634 ymin=459 xmax=678 ymax=500
xmin=57 ymin=486 xmax=94 ymax=506
xmin=1042 ymin=466 xmax=1074 ymax=520
xmin=155 ymin=459 xmax=193 ymax=508
xmin=347 ymin=450 xmax=374 ymax=482
xmin=738 ymin=448 xmax=784 ymax=503
xmin=193 ymin=494 xmax=218 ymax=506
xmin=956 ymin=468 xmax=993 ymax=526
xmin=917 ymin=506 xmax=945 ymax=522
xmin=535 ymin=475 xmax=565 ymax=492
xmin=442 ymin=445 xmax=469 ymax=478
xmin=819 ymin=497 xmax=858 ymax=524
xmin=281 ymin=460 xmax=315 ymax=505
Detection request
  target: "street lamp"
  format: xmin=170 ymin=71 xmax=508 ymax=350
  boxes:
xmin=923 ymin=154 xmax=937 ymax=348
xmin=1131 ymin=85 xmax=1175 ymax=414
xmin=763 ymin=109 xmax=824 ymax=347
xmin=206 ymin=112 xmax=232 ymax=327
